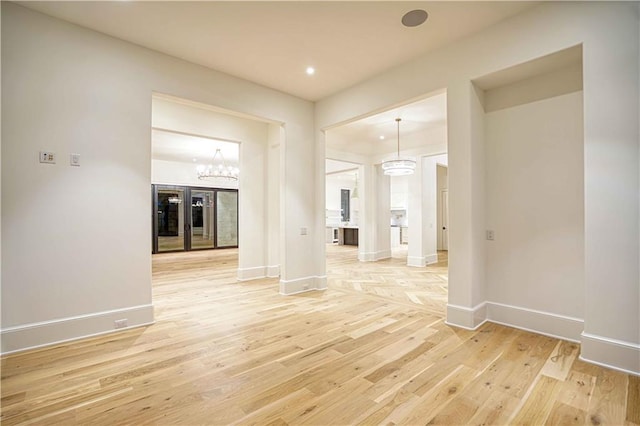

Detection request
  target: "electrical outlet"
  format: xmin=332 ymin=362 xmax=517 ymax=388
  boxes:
xmin=70 ymin=153 xmax=81 ymax=166
xmin=39 ymin=151 xmax=56 ymax=164
xmin=486 ymin=230 xmax=495 ymax=241
xmin=114 ymin=319 xmax=128 ymax=329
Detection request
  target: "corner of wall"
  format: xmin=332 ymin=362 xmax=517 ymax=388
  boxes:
xmin=580 ymin=333 xmax=640 ymax=376
xmin=445 ymin=302 xmax=487 ymax=330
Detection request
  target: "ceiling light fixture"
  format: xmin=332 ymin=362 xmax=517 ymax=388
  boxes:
xmin=351 ymin=174 xmax=359 ymax=199
xmin=381 ymin=118 xmax=415 ymax=176
xmin=306 ymin=66 xmax=315 ymax=75
xmin=196 ymin=148 xmax=239 ymax=181
xmin=379 ymin=135 xmax=385 ymax=140
xmin=402 ymin=9 xmax=428 ymax=27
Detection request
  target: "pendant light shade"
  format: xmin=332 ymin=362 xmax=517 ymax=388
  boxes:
xmin=382 ymin=118 xmax=415 ymax=176
xmin=351 ymin=174 xmax=359 ymax=199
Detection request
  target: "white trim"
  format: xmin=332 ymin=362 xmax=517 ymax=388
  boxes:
xmin=358 ymin=250 xmax=391 ymax=262
xmin=407 ymin=253 xmax=439 ymax=267
xmin=445 ymin=300 xmax=639 ymax=374
xmin=266 ymin=265 xmax=280 ymax=278
xmin=486 ymin=302 xmax=583 ymax=342
xmin=407 ymin=255 xmax=426 ymax=267
xmin=1 ymin=304 xmax=155 ymax=355
xmin=446 ymin=302 xmax=487 ymax=330
xmin=580 ymin=332 xmax=640 ymax=376
xmin=444 ymin=318 xmax=489 ymax=331
xmin=425 ymin=253 xmax=438 ymax=265
xmin=488 ymin=319 xmax=580 ymax=344
xmin=237 ymin=266 xmax=266 ymax=281
xmin=315 ymin=275 xmax=328 ymax=290
xmin=279 ymin=275 xmax=327 ymax=295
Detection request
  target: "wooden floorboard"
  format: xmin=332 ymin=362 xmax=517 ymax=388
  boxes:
xmin=1 ymin=246 xmax=638 ymax=425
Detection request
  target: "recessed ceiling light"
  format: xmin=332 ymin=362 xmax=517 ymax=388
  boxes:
xmin=306 ymin=67 xmax=315 ymax=75
xmin=402 ymin=9 xmax=428 ymax=27
xmin=193 ymin=158 xmax=197 ymax=162
xmin=379 ymin=135 xmax=385 ymax=140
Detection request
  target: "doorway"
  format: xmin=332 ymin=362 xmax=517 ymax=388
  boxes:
xmin=152 ymin=184 xmax=238 ymax=253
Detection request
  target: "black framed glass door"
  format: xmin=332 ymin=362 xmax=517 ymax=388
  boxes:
xmin=152 ymin=185 xmax=238 ymax=253
xmin=190 ymin=189 xmax=215 ymax=250
xmin=154 ymin=186 xmax=186 ymax=253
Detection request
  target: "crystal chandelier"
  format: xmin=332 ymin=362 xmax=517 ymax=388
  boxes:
xmin=196 ymin=148 xmax=239 ymax=181
xmin=381 ymin=118 xmax=415 ymax=176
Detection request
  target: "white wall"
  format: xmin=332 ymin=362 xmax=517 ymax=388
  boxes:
xmin=485 ymin=91 xmax=585 ymax=336
xmin=1 ymin=2 xmax=315 ymax=353
xmin=315 ymin=2 xmax=639 ymax=374
xmin=266 ymin=123 xmax=281 ymax=278
xmin=390 ymin=175 xmax=408 ymax=210
xmin=0 ymin=3 xmax=3 ymax=330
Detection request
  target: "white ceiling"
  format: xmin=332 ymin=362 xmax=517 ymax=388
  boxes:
xmin=326 ymin=159 xmax=359 ymax=175
xmin=19 ymin=1 xmax=537 ymax=101
xmin=152 ymin=129 xmax=239 ymax=165
xmin=326 ymin=92 xmax=447 ymax=157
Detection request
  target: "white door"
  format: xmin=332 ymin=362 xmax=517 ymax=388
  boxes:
xmin=441 ymin=190 xmax=449 ymax=250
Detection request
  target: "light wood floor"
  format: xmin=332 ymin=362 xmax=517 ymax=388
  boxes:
xmin=328 ymin=245 xmax=448 ymax=316
xmin=1 ymin=247 xmax=638 ymax=425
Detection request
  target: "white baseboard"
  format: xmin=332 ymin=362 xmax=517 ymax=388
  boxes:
xmin=280 ymin=275 xmax=327 ymax=295
xmin=407 ymin=256 xmax=426 ymax=267
xmin=580 ymin=332 xmax=640 ymax=376
xmin=447 ymin=300 xmax=639 ymax=375
xmin=266 ymin=265 xmax=280 ymax=278
xmin=486 ymin=302 xmax=583 ymax=343
xmin=407 ymin=253 xmax=438 ymax=268
xmin=358 ymin=250 xmax=391 ymax=262
xmin=237 ymin=266 xmax=266 ymax=281
xmin=445 ymin=302 xmax=487 ymax=330
xmin=1 ymin=304 xmax=155 ymax=355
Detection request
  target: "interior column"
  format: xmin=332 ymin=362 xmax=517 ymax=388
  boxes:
xmin=358 ymin=163 xmax=391 ymax=262
xmin=445 ymin=80 xmax=487 ymax=329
